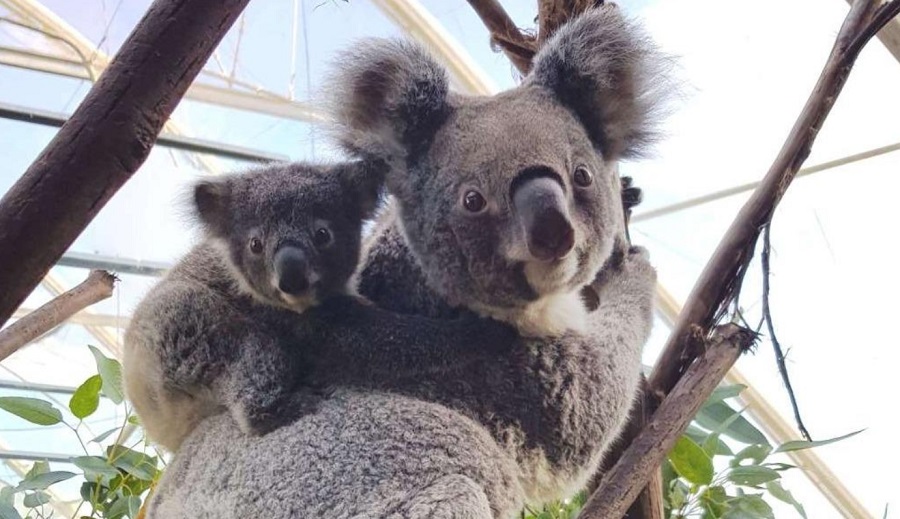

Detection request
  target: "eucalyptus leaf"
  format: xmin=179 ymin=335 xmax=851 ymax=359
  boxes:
xmin=107 ymin=495 xmax=143 ymax=518
xmin=773 ymin=429 xmax=863 ymax=454
xmin=669 ymin=436 xmax=714 ymax=486
xmin=72 ymin=455 xmax=121 ymax=483
xmin=89 ymin=345 xmax=124 ymax=404
xmin=724 ymin=495 xmax=774 ymax=519
xmin=70 ymin=375 xmax=103 ymax=419
xmin=90 ymin=427 xmax=121 ymax=444
xmin=0 ymin=504 xmax=21 ymax=519
xmin=16 ymin=471 xmax=76 ymax=491
xmin=727 ymin=466 xmax=780 ymax=487
xmin=24 ymin=461 xmax=48 ymax=480
xmin=766 ymin=480 xmax=807 ymax=518
xmin=0 ymin=397 xmax=62 ymax=426
xmin=705 ymin=384 xmax=747 ymax=405
xmin=108 ymin=447 xmax=158 ymax=481
xmin=23 ymin=491 xmax=50 ymax=508
xmin=730 ymin=445 xmax=772 ymax=467
xmin=686 ymin=424 xmax=733 ymax=457
xmin=0 ymin=488 xmax=13 ymax=506
xmin=697 ymin=402 xmax=769 ymax=446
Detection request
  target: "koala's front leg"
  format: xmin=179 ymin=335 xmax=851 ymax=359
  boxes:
xmin=217 ymin=330 xmax=317 ymax=436
xmin=589 ymin=243 xmax=657 ymax=349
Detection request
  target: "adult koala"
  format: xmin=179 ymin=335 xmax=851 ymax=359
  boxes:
xmin=147 ymin=6 xmax=667 ymax=518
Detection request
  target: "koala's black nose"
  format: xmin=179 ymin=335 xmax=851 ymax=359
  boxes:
xmin=274 ymin=246 xmax=311 ymax=295
xmin=513 ymin=176 xmax=575 ymax=261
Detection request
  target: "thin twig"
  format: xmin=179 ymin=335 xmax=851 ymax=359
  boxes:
xmin=648 ymin=0 xmax=900 ymax=397
xmin=0 ymin=270 xmax=116 ymax=361
xmin=761 ymin=223 xmax=812 ymax=441
xmin=580 ymin=325 xmax=756 ymax=519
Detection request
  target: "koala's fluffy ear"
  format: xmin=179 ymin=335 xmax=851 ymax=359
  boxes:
xmin=326 ymin=39 xmax=450 ymax=162
xmin=338 ymin=160 xmax=388 ymax=220
xmin=528 ymin=6 xmax=671 ymax=159
xmin=193 ymin=180 xmax=231 ymax=238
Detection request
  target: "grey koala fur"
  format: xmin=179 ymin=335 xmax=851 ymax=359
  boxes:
xmin=123 ymin=160 xmax=385 ymax=452
xmin=148 ymin=6 xmax=668 ymax=518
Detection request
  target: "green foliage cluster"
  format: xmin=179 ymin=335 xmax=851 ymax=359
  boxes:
xmin=0 ymin=346 xmax=164 ymax=519
xmin=522 ymin=384 xmax=859 ymax=519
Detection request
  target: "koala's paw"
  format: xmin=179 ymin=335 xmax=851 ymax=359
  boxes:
xmin=230 ymin=390 xmax=323 ymax=437
xmin=593 ymin=245 xmax=657 ymax=306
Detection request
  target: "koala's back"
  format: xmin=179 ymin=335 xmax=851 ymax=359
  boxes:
xmin=148 ymin=389 xmax=523 ymax=519
xmin=123 ymin=243 xmax=252 ymax=451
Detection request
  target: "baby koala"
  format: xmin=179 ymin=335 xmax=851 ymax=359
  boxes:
xmin=123 ymin=160 xmax=383 ymax=452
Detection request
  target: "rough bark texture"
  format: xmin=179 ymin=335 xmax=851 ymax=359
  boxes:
xmin=0 ymin=0 xmax=251 ymax=327
xmin=0 ymin=270 xmax=116 ymax=361
xmin=581 ymin=326 xmax=755 ymax=519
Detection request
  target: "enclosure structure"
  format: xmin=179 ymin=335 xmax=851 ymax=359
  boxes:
xmin=0 ymin=0 xmax=898 ymax=517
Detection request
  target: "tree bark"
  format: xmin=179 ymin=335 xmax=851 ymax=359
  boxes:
xmin=0 ymin=270 xmax=116 ymax=361
xmin=0 ymin=0 xmax=251 ymax=327
xmin=580 ymin=326 xmax=755 ymax=519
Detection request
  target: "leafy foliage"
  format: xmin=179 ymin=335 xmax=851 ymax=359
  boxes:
xmin=0 ymin=346 xmax=164 ymax=518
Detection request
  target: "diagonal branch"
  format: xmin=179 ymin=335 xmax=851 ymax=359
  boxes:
xmin=647 ymin=0 xmax=900 ymax=398
xmin=465 ymin=0 xmax=536 ymax=74
xmin=0 ymin=0 xmax=251 ymax=328
xmin=581 ymin=325 xmax=756 ymax=518
xmin=0 ymin=270 xmax=116 ymax=361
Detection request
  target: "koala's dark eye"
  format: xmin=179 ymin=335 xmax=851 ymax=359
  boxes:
xmin=573 ymin=166 xmax=593 ymax=188
xmin=249 ymin=237 xmax=264 ymax=255
xmin=313 ymin=227 xmax=332 ymax=248
xmin=462 ymin=190 xmax=487 ymax=213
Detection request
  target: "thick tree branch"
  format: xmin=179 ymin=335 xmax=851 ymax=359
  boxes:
xmin=0 ymin=270 xmax=116 ymax=361
xmin=0 ymin=0 xmax=251 ymax=327
xmin=647 ymin=0 xmax=900 ymax=397
xmin=538 ymin=0 xmax=606 ymax=44
xmin=581 ymin=325 xmax=756 ymax=519
xmin=465 ymin=0 xmax=536 ymax=74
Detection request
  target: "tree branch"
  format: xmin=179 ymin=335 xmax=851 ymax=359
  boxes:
xmin=0 ymin=270 xmax=116 ymax=361
xmin=0 ymin=0 xmax=251 ymax=327
xmin=647 ymin=0 xmax=900 ymax=398
xmin=580 ymin=325 xmax=756 ymax=519
xmin=465 ymin=0 xmax=536 ymax=75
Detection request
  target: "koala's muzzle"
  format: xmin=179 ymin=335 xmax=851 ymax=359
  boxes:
xmin=512 ymin=175 xmax=575 ymax=261
xmin=274 ymin=245 xmax=311 ymax=295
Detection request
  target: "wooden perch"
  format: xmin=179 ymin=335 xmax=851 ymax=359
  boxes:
xmin=581 ymin=325 xmax=755 ymax=519
xmin=647 ymin=0 xmax=900 ymax=398
xmin=0 ymin=0 xmax=251 ymax=328
xmin=0 ymin=270 xmax=116 ymax=361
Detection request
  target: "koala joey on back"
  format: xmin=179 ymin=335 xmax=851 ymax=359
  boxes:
xmin=122 ymin=160 xmax=383 ymax=452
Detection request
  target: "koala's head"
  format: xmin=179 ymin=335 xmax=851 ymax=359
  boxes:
xmin=192 ymin=161 xmax=384 ymax=312
xmin=328 ymin=6 xmax=669 ymax=313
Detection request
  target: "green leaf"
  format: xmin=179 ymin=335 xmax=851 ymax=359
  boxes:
xmin=706 ymin=384 xmax=747 ymax=405
xmin=24 ymin=461 xmax=48 ymax=480
xmin=727 ymin=466 xmax=780 ymax=487
xmin=108 ymin=447 xmax=158 ymax=481
xmin=0 ymin=488 xmax=14 ymax=507
xmin=90 ymin=427 xmax=120 ymax=444
xmin=16 ymin=471 xmax=76 ymax=491
xmin=773 ymin=429 xmax=864 ymax=454
xmin=685 ymin=424 xmax=733 ymax=457
xmin=22 ymin=492 xmax=49 ymax=508
xmin=766 ymin=481 xmax=807 ymax=518
xmin=69 ymin=375 xmax=103 ymax=419
xmin=71 ymin=456 xmax=120 ymax=483
xmin=0 ymin=397 xmax=62 ymax=426
xmin=89 ymin=345 xmax=124 ymax=404
xmin=107 ymin=495 xmax=143 ymax=519
xmin=697 ymin=402 xmax=769 ymax=446
xmin=724 ymin=495 xmax=774 ymax=519
xmin=0 ymin=504 xmax=21 ymax=519
xmin=700 ymin=485 xmax=729 ymax=518
xmin=668 ymin=435 xmax=714 ymax=485
xmin=730 ymin=445 xmax=772 ymax=467
xmin=127 ymin=415 xmax=141 ymax=426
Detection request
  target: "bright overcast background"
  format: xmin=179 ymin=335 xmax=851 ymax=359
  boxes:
xmin=0 ymin=0 xmax=897 ymax=517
